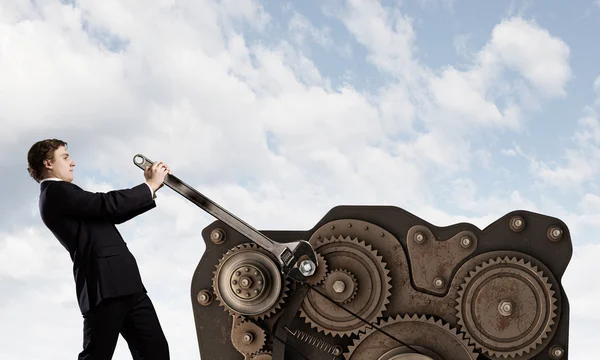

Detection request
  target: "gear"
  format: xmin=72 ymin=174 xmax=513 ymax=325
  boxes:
xmin=299 ymin=235 xmax=392 ymax=337
xmin=344 ymin=313 xmax=478 ymax=360
xmin=305 ymin=252 xmax=328 ymax=286
xmin=455 ymin=256 xmax=558 ymax=359
xmin=249 ymin=350 xmax=272 ymax=360
xmin=213 ymin=243 xmax=289 ymax=320
xmin=231 ymin=316 xmax=266 ymax=356
xmin=322 ymin=269 xmax=358 ymax=304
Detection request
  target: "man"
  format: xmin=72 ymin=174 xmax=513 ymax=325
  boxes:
xmin=27 ymin=138 xmax=171 ymax=360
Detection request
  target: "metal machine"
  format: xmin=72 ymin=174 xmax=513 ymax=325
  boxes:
xmin=133 ymin=154 xmax=572 ymax=360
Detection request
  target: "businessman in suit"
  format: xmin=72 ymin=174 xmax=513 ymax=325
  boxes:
xmin=28 ymin=138 xmax=171 ymax=359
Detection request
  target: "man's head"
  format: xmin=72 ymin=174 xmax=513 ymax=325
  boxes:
xmin=27 ymin=139 xmax=75 ymax=183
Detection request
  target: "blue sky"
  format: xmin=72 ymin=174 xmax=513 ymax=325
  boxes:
xmin=1 ymin=0 xmax=599 ymax=359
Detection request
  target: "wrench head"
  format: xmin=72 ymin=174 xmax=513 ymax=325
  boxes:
xmin=282 ymin=240 xmax=318 ymax=284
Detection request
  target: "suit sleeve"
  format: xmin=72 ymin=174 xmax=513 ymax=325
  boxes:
xmin=48 ymin=182 xmax=155 ymax=220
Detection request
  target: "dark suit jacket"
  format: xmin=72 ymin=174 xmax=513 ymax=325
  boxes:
xmin=39 ymin=180 xmax=156 ymax=314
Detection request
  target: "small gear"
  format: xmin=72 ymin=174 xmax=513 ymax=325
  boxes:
xmin=299 ymin=235 xmax=392 ymax=337
xmin=249 ymin=350 xmax=272 ymax=360
xmin=322 ymin=269 xmax=358 ymax=304
xmin=213 ymin=243 xmax=289 ymax=320
xmin=231 ymin=316 xmax=266 ymax=356
xmin=455 ymin=256 xmax=558 ymax=359
xmin=344 ymin=313 xmax=478 ymax=359
xmin=306 ymin=252 xmax=328 ymax=285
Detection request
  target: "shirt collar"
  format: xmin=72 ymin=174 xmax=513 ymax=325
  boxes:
xmin=40 ymin=177 xmax=64 ymax=183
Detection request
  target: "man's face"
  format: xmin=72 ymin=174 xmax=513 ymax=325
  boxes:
xmin=44 ymin=145 xmax=75 ymax=182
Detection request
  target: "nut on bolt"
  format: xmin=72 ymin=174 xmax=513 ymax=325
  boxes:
xmin=460 ymin=236 xmax=472 ymax=248
xmin=547 ymin=226 xmax=563 ymax=242
xmin=414 ymin=232 xmax=425 ymax=244
xmin=197 ymin=290 xmax=212 ymax=306
xmin=549 ymin=345 xmax=564 ymax=359
xmin=210 ymin=228 xmax=225 ymax=244
xmin=509 ymin=216 xmax=525 ymax=232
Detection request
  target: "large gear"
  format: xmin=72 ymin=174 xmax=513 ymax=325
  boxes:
xmin=344 ymin=314 xmax=478 ymax=360
xmin=455 ymin=256 xmax=558 ymax=359
xmin=212 ymin=243 xmax=289 ymax=320
xmin=231 ymin=316 xmax=266 ymax=356
xmin=299 ymin=235 xmax=392 ymax=337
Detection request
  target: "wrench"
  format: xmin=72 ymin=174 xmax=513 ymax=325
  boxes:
xmin=132 ymin=154 xmax=317 ymax=283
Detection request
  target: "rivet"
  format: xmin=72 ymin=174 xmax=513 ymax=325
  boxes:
xmin=433 ymin=277 xmax=444 ymax=288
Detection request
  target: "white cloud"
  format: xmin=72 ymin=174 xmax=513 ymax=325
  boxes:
xmin=0 ymin=0 xmax=595 ymax=359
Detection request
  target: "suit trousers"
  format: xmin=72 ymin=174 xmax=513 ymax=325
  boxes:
xmin=78 ymin=291 xmax=169 ymax=360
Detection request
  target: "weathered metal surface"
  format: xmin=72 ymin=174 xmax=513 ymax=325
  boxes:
xmin=132 ymin=155 xmax=572 ymax=359
xmin=190 ymin=208 xmax=571 ymax=360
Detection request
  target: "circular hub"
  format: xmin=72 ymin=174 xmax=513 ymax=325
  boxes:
xmin=213 ymin=243 xmax=288 ymax=319
xmin=230 ymin=265 xmax=265 ymax=300
xmin=455 ymin=256 xmax=558 ymax=358
xmin=299 ymin=235 xmax=392 ymax=337
xmin=323 ymin=269 xmax=358 ymax=304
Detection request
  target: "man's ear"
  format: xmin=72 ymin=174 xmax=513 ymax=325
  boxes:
xmin=43 ymin=159 xmax=52 ymax=169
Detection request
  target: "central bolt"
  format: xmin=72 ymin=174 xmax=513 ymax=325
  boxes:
xmin=239 ymin=277 xmax=252 ymax=289
xmin=332 ymin=280 xmax=346 ymax=293
xmin=498 ymin=300 xmax=513 ymax=316
xmin=241 ymin=332 xmax=254 ymax=344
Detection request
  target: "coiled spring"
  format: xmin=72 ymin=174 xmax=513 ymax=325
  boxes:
xmin=286 ymin=327 xmax=342 ymax=356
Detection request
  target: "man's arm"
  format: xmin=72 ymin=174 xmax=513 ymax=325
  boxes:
xmin=47 ymin=181 xmax=155 ymax=220
xmin=111 ymin=183 xmax=157 ymax=224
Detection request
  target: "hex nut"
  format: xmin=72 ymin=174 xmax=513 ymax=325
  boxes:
xmin=210 ymin=228 xmax=226 ymax=244
xmin=197 ymin=290 xmax=213 ymax=306
xmin=549 ymin=345 xmax=564 ymax=359
xmin=547 ymin=226 xmax=563 ymax=242
xmin=509 ymin=216 xmax=525 ymax=232
xmin=414 ymin=232 xmax=425 ymax=244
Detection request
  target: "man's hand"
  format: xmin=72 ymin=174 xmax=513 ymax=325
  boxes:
xmin=144 ymin=161 xmax=171 ymax=193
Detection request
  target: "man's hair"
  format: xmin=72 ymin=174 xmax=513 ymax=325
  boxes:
xmin=27 ymin=139 xmax=68 ymax=183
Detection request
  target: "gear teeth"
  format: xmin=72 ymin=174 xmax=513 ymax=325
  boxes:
xmin=454 ymin=255 xmax=558 ymax=359
xmin=212 ymin=243 xmax=288 ymax=320
xmin=344 ymin=313 xmax=477 ymax=360
xmin=300 ymin=234 xmax=393 ymax=337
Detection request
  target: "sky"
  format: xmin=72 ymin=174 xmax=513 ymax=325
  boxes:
xmin=1 ymin=0 xmax=600 ymax=359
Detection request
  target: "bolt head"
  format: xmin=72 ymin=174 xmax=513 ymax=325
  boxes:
xmin=433 ymin=277 xmax=444 ymax=288
xmin=332 ymin=280 xmax=346 ymax=293
xmin=498 ymin=300 xmax=513 ymax=316
xmin=415 ymin=232 xmax=425 ymax=243
xmin=241 ymin=332 xmax=253 ymax=344
xmin=460 ymin=236 xmax=471 ymax=248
